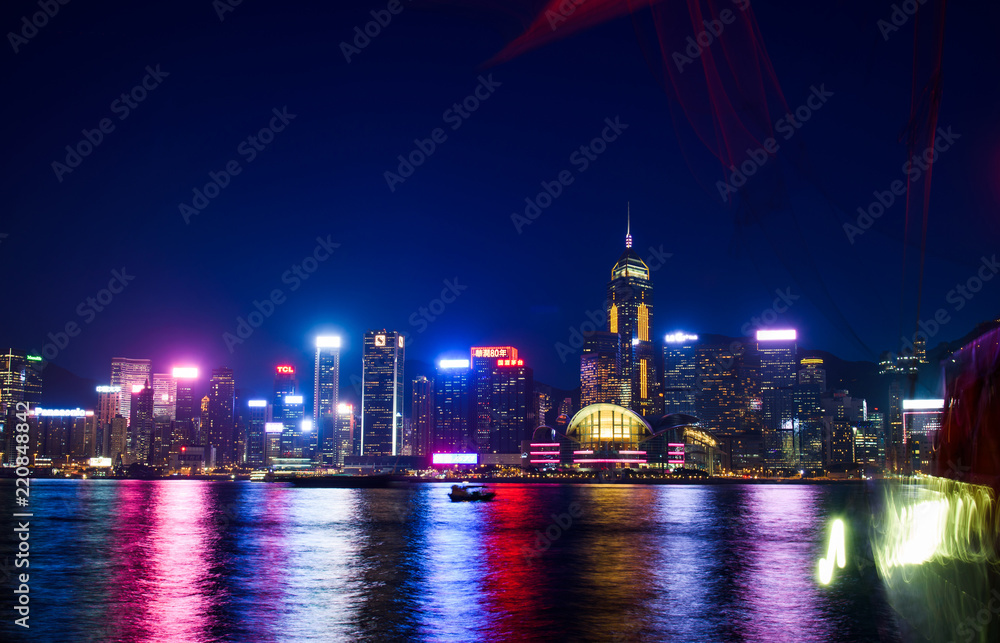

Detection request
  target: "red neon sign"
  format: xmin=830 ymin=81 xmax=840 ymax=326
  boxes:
xmin=496 ymin=358 xmax=524 ymax=367
xmin=276 ymin=365 xmax=294 ymax=374
xmin=472 ymin=346 xmax=518 ymax=360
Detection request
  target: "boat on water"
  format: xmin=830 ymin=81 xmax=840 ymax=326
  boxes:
xmin=448 ymin=484 xmax=496 ymax=502
xmin=287 ymin=474 xmax=393 ymax=488
xmin=249 ymin=470 xmax=273 ymax=482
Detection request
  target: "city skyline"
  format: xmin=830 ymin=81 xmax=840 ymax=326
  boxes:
xmin=3 ymin=3 xmax=998 ymax=400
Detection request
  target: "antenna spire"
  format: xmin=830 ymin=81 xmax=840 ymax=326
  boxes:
xmin=625 ymin=202 xmax=632 ymax=248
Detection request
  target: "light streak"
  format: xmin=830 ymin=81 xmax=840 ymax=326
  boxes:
xmin=818 ymin=518 xmax=846 ymax=585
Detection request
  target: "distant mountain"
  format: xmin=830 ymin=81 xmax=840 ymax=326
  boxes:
xmin=39 ymin=362 xmax=98 ymax=409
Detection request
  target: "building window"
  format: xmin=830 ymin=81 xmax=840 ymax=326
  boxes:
xmin=638 ymin=304 xmax=649 ymax=341
xmin=609 ymin=305 xmax=618 ymax=333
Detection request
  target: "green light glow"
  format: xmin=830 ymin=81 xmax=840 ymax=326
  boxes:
xmin=26 ymin=355 xmax=42 ymax=361
xmin=818 ymin=518 xmax=846 ymax=585
xmin=872 ymin=476 xmax=997 ymax=576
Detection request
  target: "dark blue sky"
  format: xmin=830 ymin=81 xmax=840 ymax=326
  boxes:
xmin=2 ymin=0 xmax=998 ymax=400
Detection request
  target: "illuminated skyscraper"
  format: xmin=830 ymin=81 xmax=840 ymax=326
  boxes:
xmin=471 ymin=346 xmax=518 ymax=452
xmin=794 ymin=357 xmax=826 ymax=469
xmin=173 ymin=367 xmax=200 ymax=424
xmin=111 ymin=358 xmax=151 ymax=424
xmin=0 ymin=349 xmax=43 ymax=414
xmin=756 ymin=330 xmax=798 ymax=468
xmin=695 ymin=343 xmax=744 ymax=436
xmin=128 ymin=380 xmax=154 ymax=464
xmin=606 ymin=217 xmax=657 ymax=416
xmin=412 ymin=376 xmax=434 ymax=457
xmin=902 ymin=398 xmax=943 ymax=474
xmin=313 ymin=336 xmax=341 ymax=428
xmin=488 ymin=357 xmax=533 ymax=454
xmin=434 ymin=359 xmax=474 ymax=453
xmin=662 ymin=333 xmax=699 ymax=415
xmin=207 ymin=368 xmax=236 ymax=466
xmin=272 ymin=364 xmax=304 ymax=457
xmin=335 ymin=403 xmax=356 ymax=466
xmin=581 ymin=332 xmax=619 ymax=407
xmin=361 ymin=330 xmax=404 ymax=456
xmin=246 ymin=400 xmax=268 ymax=467
xmin=152 ymin=373 xmax=177 ymax=421
xmin=109 ymin=416 xmax=128 ymax=466
xmin=95 ymin=385 xmax=121 ymax=458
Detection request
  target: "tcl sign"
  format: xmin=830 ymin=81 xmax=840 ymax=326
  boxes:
xmin=276 ymin=365 xmax=294 ymax=374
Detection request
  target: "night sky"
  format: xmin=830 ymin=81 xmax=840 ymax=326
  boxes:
xmin=2 ymin=0 xmax=998 ymax=400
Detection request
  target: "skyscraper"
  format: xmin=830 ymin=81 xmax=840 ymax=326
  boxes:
xmin=471 ymin=346 xmax=518 ymax=452
xmin=335 ymin=403 xmax=356 ymax=466
xmin=488 ymin=356 xmax=533 ymax=454
xmin=581 ymin=332 xmax=619 ymax=407
xmin=434 ymin=359 xmax=474 ymax=453
xmin=0 ymin=349 xmax=43 ymax=414
xmin=794 ymin=357 xmax=826 ymax=468
xmin=152 ymin=373 xmax=177 ymax=421
xmin=361 ymin=330 xmax=404 ymax=456
xmin=695 ymin=343 xmax=745 ymax=436
xmin=95 ymin=385 xmax=122 ymax=458
xmin=110 ymin=358 xmax=151 ymax=424
xmin=756 ymin=329 xmax=797 ymax=468
xmin=662 ymin=333 xmax=699 ymax=415
xmin=173 ymin=367 xmax=200 ymax=424
xmin=313 ymin=336 xmax=341 ymax=428
xmin=128 ymin=380 xmax=154 ymax=465
xmin=412 ymin=376 xmax=434 ymax=457
xmin=246 ymin=399 xmax=268 ymax=468
xmin=207 ymin=367 xmax=236 ymax=466
xmin=272 ymin=364 xmax=304 ymax=457
xmin=606 ymin=217 xmax=657 ymax=416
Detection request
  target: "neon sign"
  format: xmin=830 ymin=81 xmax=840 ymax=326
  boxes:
xmin=276 ymin=365 xmax=294 ymax=374
xmin=497 ymin=359 xmax=524 ymax=367
xmin=471 ymin=346 xmax=517 ymax=360
xmin=757 ymin=329 xmax=797 ymax=341
xmin=432 ymin=453 xmax=477 ymax=465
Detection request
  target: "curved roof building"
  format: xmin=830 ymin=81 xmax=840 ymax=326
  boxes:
xmin=565 ymin=403 xmax=653 ymax=467
xmin=561 ymin=404 xmax=718 ymax=471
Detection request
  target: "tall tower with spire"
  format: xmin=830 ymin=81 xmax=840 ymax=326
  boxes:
xmin=606 ymin=206 xmax=658 ymax=417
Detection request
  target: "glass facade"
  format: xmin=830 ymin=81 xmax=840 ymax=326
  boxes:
xmin=566 ymin=403 xmax=652 ymax=466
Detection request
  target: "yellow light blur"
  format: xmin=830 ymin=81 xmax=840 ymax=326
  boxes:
xmin=818 ymin=518 xmax=846 ymax=585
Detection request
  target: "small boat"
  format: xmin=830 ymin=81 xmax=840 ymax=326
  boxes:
xmin=448 ymin=484 xmax=496 ymax=502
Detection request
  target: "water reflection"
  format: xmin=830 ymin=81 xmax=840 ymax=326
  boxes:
xmin=22 ymin=480 xmax=898 ymax=642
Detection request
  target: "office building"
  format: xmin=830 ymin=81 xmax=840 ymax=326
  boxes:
xmin=313 ymin=336 xmax=341 ymax=428
xmin=412 ymin=376 xmax=434 ymax=457
xmin=581 ymin=332 xmax=619 ymax=407
xmin=128 ymin=381 xmax=154 ymax=465
xmin=471 ymin=346 xmax=518 ymax=452
xmin=361 ymin=330 xmax=404 ymax=456
xmin=434 ymin=359 xmax=474 ymax=453
xmin=335 ymin=403 xmax=356 ymax=467
xmin=207 ymin=368 xmax=236 ymax=466
xmin=173 ymin=367 xmax=200 ymax=424
xmin=0 ymin=349 xmax=43 ymax=414
xmin=662 ymin=333 xmax=699 ymax=415
xmin=246 ymin=399 xmax=267 ymax=468
xmin=903 ymin=399 xmax=944 ymax=474
xmin=110 ymin=358 xmax=152 ymax=424
xmin=756 ymin=329 xmax=797 ymax=468
xmin=605 ymin=218 xmax=658 ymax=416
xmin=152 ymin=373 xmax=177 ymax=421
xmin=488 ymin=356 xmax=533 ymax=454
